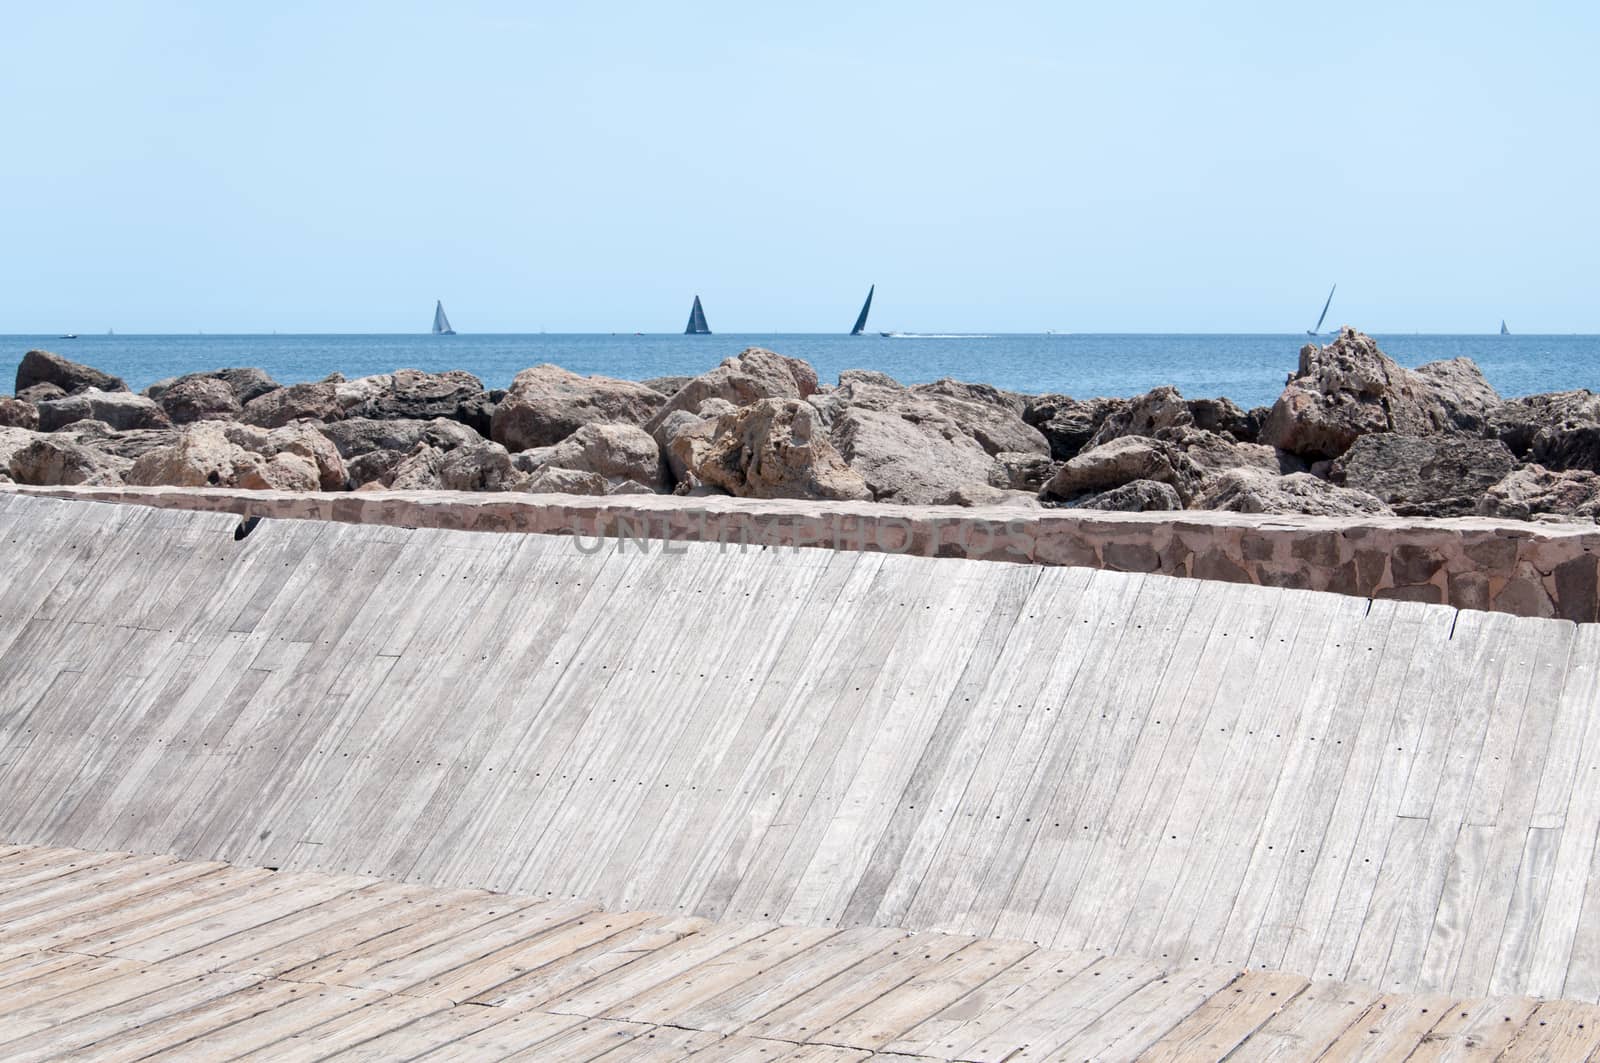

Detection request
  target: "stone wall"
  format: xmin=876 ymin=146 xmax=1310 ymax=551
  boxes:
xmin=6 ymin=484 xmax=1597 ymax=622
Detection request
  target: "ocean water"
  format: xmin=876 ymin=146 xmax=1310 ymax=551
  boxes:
xmin=3 ymin=332 xmax=1596 ymax=411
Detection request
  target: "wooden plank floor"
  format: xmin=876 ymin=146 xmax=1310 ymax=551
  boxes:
xmin=1 ymin=845 xmax=1597 ymax=1062
xmin=2 ymin=494 xmax=1599 ymax=1005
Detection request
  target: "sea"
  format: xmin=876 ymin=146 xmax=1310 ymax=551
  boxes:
xmin=3 ymin=333 xmax=1596 ymax=411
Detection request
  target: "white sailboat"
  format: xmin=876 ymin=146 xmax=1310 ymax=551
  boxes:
xmin=432 ymin=301 xmax=456 ymax=336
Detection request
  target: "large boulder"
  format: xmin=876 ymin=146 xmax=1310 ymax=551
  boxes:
xmin=1193 ymin=467 xmax=1392 ymax=516
xmin=525 ymin=466 xmax=609 ymax=495
xmin=688 ymin=398 xmax=871 ymax=502
xmin=346 ymin=449 xmax=406 ymax=489
xmin=1162 ymin=426 xmax=1301 ymax=475
xmin=337 ymin=369 xmax=493 ymax=434
xmin=145 ymin=367 xmax=279 ymax=407
xmin=1086 ymin=386 xmax=1193 ymax=447
xmin=1477 ymin=465 xmax=1600 ymax=522
xmin=644 ymin=348 xmax=818 ymax=432
xmin=523 ymin=423 xmax=665 ymax=492
xmin=1024 ymin=395 xmax=1127 ymax=460
xmin=1041 ymin=436 xmax=1206 ymax=505
xmin=1338 ymin=434 xmax=1516 ymax=517
xmin=14 ymin=349 xmax=126 ymax=396
xmin=437 ymin=441 xmax=520 ymax=491
xmin=1260 ymin=329 xmax=1500 ymax=460
xmin=1188 ymin=397 xmax=1262 ymax=442
xmin=987 ymin=451 xmax=1056 ymax=491
xmin=319 ymin=417 xmax=481 ymax=459
xmin=151 ymin=375 xmax=240 ymax=423
xmin=491 ymin=365 xmax=666 ymax=452
xmin=128 ymin=422 xmax=271 ymax=488
xmin=909 ymin=378 xmax=1029 ymax=417
xmin=0 ymin=397 xmax=38 ymax=430
xmin=1066 ymin=479 xmax=1183 ymax=512
xmin=16 ymin=382 xmax=66 ymax=405
xmin=1529 ymin=423 xmax=1600 ymax=474
xmin=60 ymin=421 xmax=179 ymax=460
xmin=37 ymin=389 xmax=171 ymax=432
xmin=7 ymin=436 xmax=128 ymax=486
xmin=263 ymin=423 xmax=347 ymax=490
xmin=240 ymin=382 xmax=344 ymax=428
xmin=1487 ymin=391 xmax=1600 ymax=457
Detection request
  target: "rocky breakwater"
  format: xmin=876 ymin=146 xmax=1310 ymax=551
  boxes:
xmin=3 ymin=331 xmax=1599 ymax=533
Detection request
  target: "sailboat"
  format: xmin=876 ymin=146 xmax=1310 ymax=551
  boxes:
xmin=684 ymin=295 xmax=711 ymax=335
xmin=1306 ymin=284 xmax=1336 ymax=336
xmin=1500 ymin=320 xmax=1510 ymax=336
xmin=432 ymin=301 xmax=456 ymax=336
xmin=850 ymin=285 xmax=875 ymax=336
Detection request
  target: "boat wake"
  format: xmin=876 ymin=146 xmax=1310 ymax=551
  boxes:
xmin=880 ymin=332 xmax=995 ymax=339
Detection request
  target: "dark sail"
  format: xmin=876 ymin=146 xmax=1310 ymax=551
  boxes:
xmin=1501 ymin=320 xmax=1510 ymax=335
xmin=850 ymin=285 xmax=875 ymax=335
xmin=685 ymin=295 xmax=711 ymax=335
xmin=433 ymin=300 xmax=456 ymax=335
xmin=1307 ymin=284 xmax=1336 ymax=336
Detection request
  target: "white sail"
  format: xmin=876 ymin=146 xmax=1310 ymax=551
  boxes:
xmin=433 ymin=301 xmax=455 ymax=335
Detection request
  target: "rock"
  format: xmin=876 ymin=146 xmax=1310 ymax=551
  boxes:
xmin=346 ymin=448 xmax=405 ymax=488
xmin=1193 ymin=467 xmax=1393 ymax=516
xmin=338 ymin=368 xmax=493 ymax=434
xmin=909 ymin=378 xmax=1029 ymax=416
xmin=662 ymin=416 xmax=719 ymax=488
xmin=14 ymin=349 xmax=127 ymax=396
xmin=239 ymin=452 xmax=320 ymax=492
xmin=642 ymin=375 xmax=693 ymax=397
xmin=128 ymin=422 xmax=270 ymax=488
xmin=987 ymin=451 xmax=1056 ymax=491
xmin=264 ymin=423 xmax=347 ymax=490
xmin=145 ymin=367 xmax=279 ymax=406
xmin=524 ymin=423 xmax=665 ymax=492
xmin=644 ymin=348 xmax=819 ymax=433
xmin=16 ymin=382 xmax=66 ymax=405
xmin=1163 ymin=427 xmax=1302 ymax=474
xmin=1260 ymin=329 xmax=1500 ymax=460
xmin=934 ymin=483 xmax=1042 ymax=508
xmin=1338 ymin=434 xmax=1516 ymax=517
xmin=0 ymin=397 xmax=38 ymax=430
xmin=1187 ymin=396 xmax=1259 ymax=441
xmin=7 ymin=436 xmax=128 ymax=486
xmin=436 ymin=440 xmax=519 ymax=492
xmin=525 ymin=466 xmax=608 ymax=495
xmin=388 ymin=446 xmax=444 ymax=491
xmin=240 ymin=382 xmax=344 ymax=428
xmin=491 ymin=365 xmax=666 ymax=451
xmin=1487 ymin=391 xmax=1600 ymax=456
xmin=1087 ymin=385 xmax=1193 ymax=446
xmin=0 ymin=427 xmax=42 ymax=472
xmin=319 ymin=417 xmax=481 ymax=459
xmin=1024 ymin=395 xmax=1127 ymax=460
xmin=1530 ymin=423 xmax=1600 ymax=474
xmin=152 ymin=375 xmax=240 ymax=423
xmin=1067 ymin=479 xmax=1183 ymax=512
xmin=606 ymin=479 xmax=657 ymax=496
xmin=689 ymin=398 xmax=872 ymax=502
xmin=1041 ymin=436 xmax=1206 ymax=505
xmin=1476 ymin=465 xmax=1600 ymax=522
xmin=837 ymin=369 xmax=901 ymax=388
xmin=37 ymin=389 xmax=171 ymax=432
xmin=62 ymin=421 xmax=179 ymax=460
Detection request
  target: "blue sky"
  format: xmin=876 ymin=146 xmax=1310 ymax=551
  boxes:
xmin=3 ymin=1 xmax=1596 ymax=333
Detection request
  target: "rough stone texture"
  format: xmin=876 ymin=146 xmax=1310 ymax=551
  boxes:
xmin=1487 ymin=390 xmax=1600 ymax=457
xmin=987 ymin=451 xmax=1055 ymax=491
xmin=1023 ymin=395 xmax=1126 ymax=461
xmin=1162 ymin=427 xmax=1300 ymax=474
xmin=689 ymin=399 xmax=871 ymax=502
xmin=346 ymin=448 xmax=406 ymax=489
xmin=1042 ymin=437 xmax=1205 ymax=505
xmin=320 ymin=417 xmax=481 ymax=459
xmin=1260 ymin=329 xmax=1501 ymax=460
xmin=933 ymin=483 xmax=1042 ymax=508
xmin=1086 ymin=385 xmax=1193 ymax=447
xmin=16 ymin=382 xmax=67 ymax=405
xmin=6 ymin=437 xmax=129 ymax=486
xmin=492 ymin=365 xmax=666 ymax=452
xmin=1195 ymin=468 xmax=1393 ymax=516
xmin=525 ymin=466 xmax=608 ymax=495
xmin=0 ymin=397 xmax=39 ymax=430
xmin=37 ymin=389 xmax=171 ymax=432
xmin=1066 ymin=479 xmax=1183 ymax=512
xmin=435 ymin=441 xmax=520 ymax=492
xmin=641 ymin=375 xmax=693 ymax=397
xmin=1188 ymin=396 xmax=1260 ymax=442
xmin=128 ymin=422 xmax=276 ymax=489
xmin=153 ymin=375 xmax=241 ymax=423
xmin=145 ymin=368 xmax=280 ymax=406
xmin=1476 ymin=465 xmax=1600 ymax=522
xmin=57 ymin=421 xmax=178 ymax=460
xmin=14 ymin=349 xmax=127 ymax=396
xmin=1530 ymin=423 xmax=1600 ymax=474
xmin=1339 ymin=434 xmax=1517 ymax=517
xmin=909 ymin=378 xmax=1029 ymax=417
xmin=240 ymin=382 xmax=344 ymax=428
xmin=524 ymin=423 xmax=666 ymax=492
xmin=644 ymin=348 xmax=819 ymax=432
xmin=12 ymin=485 xmax=1600 ymax=621
xmin=263 ymin=424 xmax=348 ymax=491
xmin=338 ymin=369 xmax=493 ymax=435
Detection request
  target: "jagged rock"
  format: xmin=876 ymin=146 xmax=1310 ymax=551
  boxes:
xmin=319 ymin=417 xmax=481 ymax=459
xmin=346 ymin=449 xmax=405 ymax=488
xmin=435 ymin=440 xmax=519 ymax=492
xmin=1530 ymin=423 xmax=1600 ymax=474
xmin=152 ymin=376 xmax=240 ymax=423
xmin=1189 ymin=397 xmax=1261 ymax=442
xmin=0 ymin=397 xmax=38 ymax=430
xmin=15 ymin=349 xmax=127 ymax=396
xmin=16 ymin=382 xmax=66 ymax=405
xmin=1487 ymin=391 xmax=1600 ymax=456
xmin=240 ymin=382 xmax=343 ymax=428
xmin=1260 ymin=329 xmax=1500 ymax=460
xmin=525 ymin=466 xmax=608 ymax=495
xmin=491 ymin=365 xmax=665 ymax=451
xmin=909 ymin=378 xmax=1029 ymax=416
xmin=337 ymin=369 xmax=493 ymax=434
xmin=662 ymin=416 xmax=719 ymax=487
xmin=1067 ymin=479 xmax=1183 ymax=512
xmin=606 ymin=479 xmax=656 ymax=496
xmin=987 ymin=451 xmax=1056 ymax=491
xmin=935 ymin=483 xmax=1043 ymax=508
xmin=1087 ymin=386 xmax=1193 ymax=447
xmin=523 ymin=423 xmax=665 ymax=492
xmin=1163 ymin=427 xmax=1302 ymax=474
xmin=145 ymin=367 xmax=279 ymax=406
xmin=7 ymin=436 xmax=128 ymax=486
xmin=0 ymin=427 xmax=41 ymax=471
xmin=1041 ymin=436 xmax=1206 ymax=505
xmin=263 ymin=423 xmax=347 ymax=490
xmin=644 ymin=348 xmax=819 ymax=433
xmin=388 ymin=445 xmax=444 ymax=491
xmin=128 ymin=422 xmax=272 ymax=488
xmin=838 ymin=369 xmax=901 ymax=388
xmin=641 ymin=375 xmax=693 ymax=397
xmin=689 ymin=398 xmax=871 ymax=502
xmin=1024 ymin=395 xmax=1127 ymax=460
xmin=37 ymin=389 xmax=171 ymax=432
xmin=239 ymin=453 xmax=320 ymax=492
xmin=62 ymin=421 xmax=179 ymax=460
xmin=1338 ymin=434 xmax=1516 ymax=517
xmin=1194 ymin=467 xmax=1393 ymax=515
xmin=1477 ymin=465 xmax=1600 ymax=522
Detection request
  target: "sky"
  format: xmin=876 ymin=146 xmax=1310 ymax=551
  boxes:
xmin=2 ymin=1 xmax=1597 ymax=334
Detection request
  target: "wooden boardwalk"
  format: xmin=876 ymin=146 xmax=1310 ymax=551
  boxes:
xmin=1 ymin=493 xmax=1599 ymax=1013
xmin=5 ymin=844 xmax=1600 ymax=1062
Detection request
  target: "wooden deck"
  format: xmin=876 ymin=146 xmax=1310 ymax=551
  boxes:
xmin=4 ymin=844 xmax=1600 ymax=1062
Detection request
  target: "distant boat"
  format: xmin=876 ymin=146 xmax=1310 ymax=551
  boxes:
xmin=59 ymin=334 xmax=77 ymax=340
xmin=1500 ymin=320 xmax=1510 ymax=336
xmin=432 ymin=301 xmax=456 ymax=335
xmin=685 ymin=295 xmax=711 ymax=335
xmin=1306 ymin=283 xmax=1337 ymax=336
xmin=107 ymin=328 xmax=114 ymax=336
xmin=850 ymin=285 xmax=875 ymax=336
